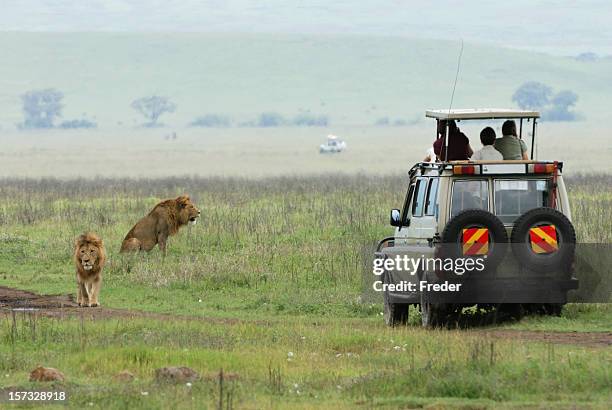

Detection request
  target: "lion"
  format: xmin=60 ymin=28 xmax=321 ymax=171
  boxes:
xmin=74 ymin=232 xmax=106 ymax=307
xmin=120 ymin=195 xmax=201 ymax=253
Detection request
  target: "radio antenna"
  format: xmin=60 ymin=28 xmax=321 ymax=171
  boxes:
xmin=448 ymin=39 xmax=464 ymax=112
xmin=444 ymin=39 xmax=464 ymax=161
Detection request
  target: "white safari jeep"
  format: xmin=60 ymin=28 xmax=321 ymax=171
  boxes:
xmin=375 ymin=109 xmax=578 ymax=327
xmin=319 ymin=134 xmax=347 ymax=154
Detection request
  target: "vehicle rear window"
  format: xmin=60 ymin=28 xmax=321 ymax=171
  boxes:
xmin=451 ymin=180 xmax=489 ymax=218
xmin=494 ymin=179 xmax=548 ymax=224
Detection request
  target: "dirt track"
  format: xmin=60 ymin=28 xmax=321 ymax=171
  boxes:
xmin=0 ymin=286 xmax=242 ymax=324
xmin=1 ymin=286 xmax=610 ymax=347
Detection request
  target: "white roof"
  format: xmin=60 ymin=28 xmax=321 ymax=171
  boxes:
xmin=426 ymin=108 xmax=540 ymax=120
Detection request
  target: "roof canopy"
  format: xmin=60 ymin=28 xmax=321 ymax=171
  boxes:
xmin=426 ymin=108 xmax=540 ymax=120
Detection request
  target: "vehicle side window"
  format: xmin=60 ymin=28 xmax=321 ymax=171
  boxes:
xmin=412 ymin=178 xmax=428 ymax=217
xmin=451 ymin=180 xmax=489 ymax=218
xmin=402 ymin=183 xmax=416 ymax=224
xmin=424 ymin=178 xmax=439 ymax=216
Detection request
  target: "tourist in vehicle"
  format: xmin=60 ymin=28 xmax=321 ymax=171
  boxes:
xmin=494 ymin=120 xmax=529 ymax=160
xmin=433 ymin=120 xmax=473 ymax=161
xmin=423 ymin=146 xmax=436 ymax=162
xmin=471 ymin=127 xmax=503 ymax=160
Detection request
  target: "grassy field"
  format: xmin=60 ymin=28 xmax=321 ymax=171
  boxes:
xmin=0 ymin=174 xmax=610 ymax=408
xmin=1 ymin=122 xmax=610 ymax=179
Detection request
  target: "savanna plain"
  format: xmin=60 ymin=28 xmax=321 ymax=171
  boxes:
xmin=0 ymin=168 xmax=610 ymax=409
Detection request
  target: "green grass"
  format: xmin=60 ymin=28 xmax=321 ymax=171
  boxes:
xmin=1 ymin=315 xmax=610 ymax=409
xmin=0 ymin=174 xmax=610 ymax=408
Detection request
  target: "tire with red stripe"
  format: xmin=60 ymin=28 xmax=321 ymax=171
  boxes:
xmin=510 ymin=207 xmax=575 ymax=273
xmin=441 ymin=209 xmax=508 ymax=274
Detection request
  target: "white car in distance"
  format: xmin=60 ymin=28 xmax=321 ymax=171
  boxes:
xmin=319 ymin=135 xmax=347 ymax=154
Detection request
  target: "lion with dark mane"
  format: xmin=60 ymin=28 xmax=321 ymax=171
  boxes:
xmin=120 ymin=195 xmax=201 ymax=253
xmin=74 ymin=232 xmax=106 ymax=307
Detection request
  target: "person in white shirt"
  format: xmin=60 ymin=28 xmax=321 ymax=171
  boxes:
xmin=471 ymin=127 xmax=503 ymax=161
xmin=423 ymin=146 xmax=436 ymax=162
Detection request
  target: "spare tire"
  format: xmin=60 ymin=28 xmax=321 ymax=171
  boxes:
xmin=440 ymin=209 xmax=508 ymax=275
xmin=510 ymin=207 xmax=575 ymax=274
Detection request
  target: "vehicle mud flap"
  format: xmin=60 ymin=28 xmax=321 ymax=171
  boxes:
xmin=510 ymin=207 xmax=576 ymax=276
xmin=439 ymin=209 xmax=508 ymax=276
xmin=382 ymin=270 xmax=409 ymax=326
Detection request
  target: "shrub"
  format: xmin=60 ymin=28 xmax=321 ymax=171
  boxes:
xmin=575 ymin=52 xmax=599 ymax=62
xmin=374 ymin=116 xmax=419 ymax=126
xmin=59 ymin=119 xmax=97 ymax=129
xmin=256 ymin=112 xmax=285 ymax=127
xmin=290 ymin=114 xmax=329 ymax=127
xmin=189 ymin=114 xmax=231 ymax=128
xmin=374 ymin=117 xmax=390 ymax=126
xmin=240 ymin=112 xmax=329 ymax=127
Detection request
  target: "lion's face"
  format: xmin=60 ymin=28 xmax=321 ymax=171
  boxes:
xmin=78 ymin=243 xmax=100 ymax=271
xmin=74 ymin=233 xmax=105 ymax=273
xmin=176 ymin=195 xmax=201 ymax=226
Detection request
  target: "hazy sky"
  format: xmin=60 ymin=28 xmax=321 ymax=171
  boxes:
xmin=3 ymin=1 xmax=612 ymax=55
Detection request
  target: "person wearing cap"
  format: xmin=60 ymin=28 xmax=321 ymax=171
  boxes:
xmin=432 ymin=120 xmax=473 ymax=161
xmin=494 ymin=120 xmax=529 ymax=160
xmin=471 ymin=127 xmax=503 ymax=160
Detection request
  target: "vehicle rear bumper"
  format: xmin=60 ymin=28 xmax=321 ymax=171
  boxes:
xmin=423 ymin=276 xmax=579 ymax=304
xmin=386 ymin=276 xmax=579 ymax=304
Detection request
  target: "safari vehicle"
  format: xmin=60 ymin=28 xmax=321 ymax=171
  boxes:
xmin=319 ymin=134 xmax=347 ymax=154
xmin=375 ymin=109 xmax=578 ymax=327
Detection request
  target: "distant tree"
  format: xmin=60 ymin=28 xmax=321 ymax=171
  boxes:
xmin=131 ymin=96 xmax=176 ymax=127
xmin=20 ymin=88 xmax=64 ymax=129
xmin=551 ymin=90 xmax=578 ymax=109
xmin=544 ymin=90 xmax=579 ymax=121
xmin=512 ymin=82 xmax=553 ymax=110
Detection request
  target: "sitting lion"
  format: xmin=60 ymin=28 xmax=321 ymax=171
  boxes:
xmin=74 ymin=232 xmax=106 ymax=307
xmin=120 ymin=195 xmax=201 ymax=253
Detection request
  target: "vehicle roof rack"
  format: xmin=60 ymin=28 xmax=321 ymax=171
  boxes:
xmin=426 ymin=108 xmax=540 ymax=120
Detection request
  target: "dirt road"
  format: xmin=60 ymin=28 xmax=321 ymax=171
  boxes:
xmin=1 ymin=286 xmax=610 ymax=347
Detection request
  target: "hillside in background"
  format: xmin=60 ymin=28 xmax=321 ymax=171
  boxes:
xmin=0 ymin=32 xmax=611 ymax=131
xmin=3 ymin=1 xmax=612 ymax=55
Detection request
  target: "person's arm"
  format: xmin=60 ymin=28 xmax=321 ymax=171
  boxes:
xmin=520 ymin=139 xmax=529 ymax=160
xmin=433 ymin=138 xmax=441 ymax=157
xmin=466 ymin=143 xmax=474 ymax=158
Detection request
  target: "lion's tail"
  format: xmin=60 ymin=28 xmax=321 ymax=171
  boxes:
xmin=120 ymin=238 xmax=142 ymax=253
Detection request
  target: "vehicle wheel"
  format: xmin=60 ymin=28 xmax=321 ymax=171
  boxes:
xmin=497 ymin=304 xmax=525 ymax=320
xmin=510 ymin=207 xmax=575 ymax=274
xmin=441 ymin=209 xmax=508 ymax=274
xmin=420 ymin=291 xmax=449 ymax=328
xmin=543 ymin=303 xmax=563 ymax=316
xmin=383 ymin=290 xmax=409 ymax=326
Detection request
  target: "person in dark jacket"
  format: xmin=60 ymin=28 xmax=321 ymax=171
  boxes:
xmin=433 ymin=120 xmax=473 ymax=161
